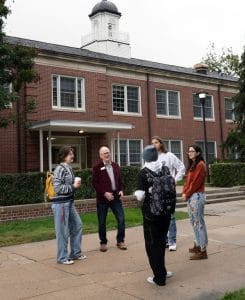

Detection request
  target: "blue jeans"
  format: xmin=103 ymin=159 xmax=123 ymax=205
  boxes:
xmin=167 ymin=214 xmax=177 ymax=245
xmin=52 ymin=202 xmax=83 ymax=263
xmin=187 ymin=192 xmax=208 ymax=250
xmin=97 ymin=199 xmax=125 ymax=245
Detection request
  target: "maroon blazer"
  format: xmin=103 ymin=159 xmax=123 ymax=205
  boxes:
xmin=92 ymin=160 xmax=123 ymax=203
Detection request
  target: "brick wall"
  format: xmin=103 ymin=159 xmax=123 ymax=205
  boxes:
xmin=0 ymin=196 xmax=138 ymax=223
xmin=0 ymin=61 xmax=237 ymax=173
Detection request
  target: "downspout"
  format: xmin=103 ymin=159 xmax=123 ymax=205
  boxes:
xmin=146 ymin=73 xmax=152 ymax=143
xmin=217 ymin=83 xmax=225 ymax=159
xmin=16 ymin=90 xmax=22 ymax=173
xmin=23 ymin=84 xmax=27 ymax=172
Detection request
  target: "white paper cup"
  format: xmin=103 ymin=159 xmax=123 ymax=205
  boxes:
xmin=75 ymin=177 xmax=81 ymax=184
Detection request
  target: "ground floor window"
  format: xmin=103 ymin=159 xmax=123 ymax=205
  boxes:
xmin=114 ymin=139 xmax=143 ymax=167
xmin=162 ymin=140 xmax=183 ymax=160
xmin=50 ymin=137 xmax=87 ymax=169
xmin=227 ymin=146 xmax=241 ymax=160
xmin=195 ymin=140 xmax=216 ymax=163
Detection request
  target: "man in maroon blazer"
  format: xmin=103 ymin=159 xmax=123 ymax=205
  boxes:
xmin=92 ymin=146 xmax=127 ymax=252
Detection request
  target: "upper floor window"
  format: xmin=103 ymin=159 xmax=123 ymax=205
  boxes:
xmin=52 ymin=75 xmax=85 ymax=110
xmin=112 ymin=84 xmax=141 ymax=115
xmin=192 ymin=94 xmax=214 ymax=120
xmin=162 ymin=140 xmax=183 ymax=160
xmin=156 ymin=89 xmax=180 ymax=117
xmin=225 ymin=97 xmax=235 ymax=121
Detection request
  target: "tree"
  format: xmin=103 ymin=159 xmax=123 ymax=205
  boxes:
xmin=0 ymin=0 xmax=37 ymax=128
xmin=202 ymin=42 xmax=240 ymax=77
xmin=223 ymin=48 xmax=245 ymax=161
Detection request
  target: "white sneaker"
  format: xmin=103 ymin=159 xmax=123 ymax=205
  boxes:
xmin=61 ymin=259 xmax=74 ymax=265
xmin=169 ymin=244 xmax=177 ymax=251
xmin=166 ymin=271 xmax=173 ymax=278
xmin=77 ymin=254 xmax=87 ymax=260
xmin=147 ymin=277 xmax=155 ymax=285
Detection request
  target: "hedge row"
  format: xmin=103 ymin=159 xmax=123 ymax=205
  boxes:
xmin=0 ymin=173 xmax=46 ymax=206
xmin=0 ymin=166 xmax=140 ymax=206
xmin=210 ymin=163 xmax=245 ymax=187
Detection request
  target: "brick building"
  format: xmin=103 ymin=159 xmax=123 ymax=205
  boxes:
xmin=0 ymin=0 xmax=238 ymax=173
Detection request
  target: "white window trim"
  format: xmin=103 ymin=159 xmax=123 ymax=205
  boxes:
xmin=193 ymin=93 xmax=215 ymax=121
xmin=195 ymin=140 xmax=217 ymax=159
xmin=113 ymin=138 xmax=144 ymax=166
xmin=224 ymin=97 xmax=235 ymax=122
xmin=180 ymin=140 xmax=184 ymax=162
xmin=112 ymin=83 xmax=142 ymax=116
xmin=52 ymin=74 xmax=86 ymax=112
xmin=156 ymin=89 xmax=181 ymax=119
xmin=51 ymin=136 xmax=87 ymax=169
xmin=163 ymin=139 xmax=183 ymax=161
xmin=3 ymin=83 xmax=13 ymax=109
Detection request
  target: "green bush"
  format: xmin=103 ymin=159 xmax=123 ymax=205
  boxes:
xmin=210 ymin=163 xmax=245 ymax=187
xmin=0 ymin=166 xmax=140 ymax=206
xmin=120 ymin=166 xmax=140 ymax=195
xmin=0 ymin=172 xmax=45 ymax=206
xmin=74 ymin=169 xmax=95 ymax=199
xmin=75 ymin=166 xmax=140 ymax=199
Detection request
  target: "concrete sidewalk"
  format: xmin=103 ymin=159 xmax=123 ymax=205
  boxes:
xmin=0 ymin=200 xmax=245 ymax=300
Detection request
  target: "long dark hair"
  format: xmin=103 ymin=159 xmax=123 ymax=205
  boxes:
xmin=187 ymin=145 xmax=205 ymax=172
xmin=151 ymin=136 xmax=168 ymax=153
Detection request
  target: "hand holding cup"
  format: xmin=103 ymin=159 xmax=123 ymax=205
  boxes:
xmin=74 ymin=177 xmax=81 ymax=188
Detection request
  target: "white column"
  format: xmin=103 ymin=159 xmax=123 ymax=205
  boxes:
xmin=48 ymin=128 xmax=52 ymax=171
xmin=117 ymin=130 xmax=121 ymax=166
xmin=39 ymin=130 xmax=44 ymax=172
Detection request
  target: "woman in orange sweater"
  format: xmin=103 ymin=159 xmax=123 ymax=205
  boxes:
xmin=182 ymin=145 xmax=208 ymax=260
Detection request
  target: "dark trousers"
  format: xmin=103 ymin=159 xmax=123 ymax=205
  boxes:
xmin=97 ymin=198 xmax=125 ymax=245
xmin=143 ymin=214 xmax=171 ymax=285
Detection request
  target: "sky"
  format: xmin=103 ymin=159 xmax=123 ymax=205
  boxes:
xmin=4 ymin=0 xmax=245 ymax=68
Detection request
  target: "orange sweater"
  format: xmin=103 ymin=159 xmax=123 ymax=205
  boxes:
xmin=182 ymin=161 xmax=206 ymax=199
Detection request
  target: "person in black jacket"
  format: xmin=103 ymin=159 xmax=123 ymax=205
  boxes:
xmin=135 ymin=145 xmax=174 ymax=286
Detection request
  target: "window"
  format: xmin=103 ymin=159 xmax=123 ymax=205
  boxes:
xmin=1 ymin=83 xmax=13 ymax=108
xmin=51 ymin=137 xmax=87 ymax=169
xmin=225 ymin=97 xmax=235 ymax=121
xmin=112 ymin=84 xmax=141 ymax=114
xmin=162 ymin=140 xmax=183 ymax=160
xmin=227 ymin=146 xmax=240 ymax=160
xmin=114 ymin=139 xmax=143 ymax=166
xmin=156 ymin=89 xmax=180 ymax=117
xmin=108 ymin=23 xmax=113 ymax=37
xmin=195 ymin=141 xmax=216 ymax=163
xmin=192 ymin=94 xmax=214 ymax=119
xmin=52 ymin=75 xmax=85 ymax=110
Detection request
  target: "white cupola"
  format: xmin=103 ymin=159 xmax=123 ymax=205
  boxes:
xmin=81 ymin=0 xmax=131 ymax=58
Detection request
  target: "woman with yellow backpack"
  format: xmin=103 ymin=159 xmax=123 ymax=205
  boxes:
xmin=50 ymin=146 xmax=86 ymax=265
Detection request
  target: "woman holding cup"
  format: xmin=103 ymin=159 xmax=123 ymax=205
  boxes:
xmin=52 ymin=146 xmax=86 ymax=265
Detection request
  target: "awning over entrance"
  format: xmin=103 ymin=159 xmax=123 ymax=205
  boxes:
xmin=31 ymin=120 xmax=134 ymax=133
xmin=31 ymin=120 xmax=134 ymax=172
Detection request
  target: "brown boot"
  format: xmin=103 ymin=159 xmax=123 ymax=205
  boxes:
xmin=189 ymin=243 xmax=201 ymax=253
xmin=100 ymin=244 xmax=108 ymax=252
xmin=190 ymin=249 xmax=208 ymax=260
xmin=116 ymin=242 xmax=127 ymax=250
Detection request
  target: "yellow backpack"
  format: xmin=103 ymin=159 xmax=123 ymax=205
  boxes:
xmin=45 ymin=172 xmax=55 ymax=201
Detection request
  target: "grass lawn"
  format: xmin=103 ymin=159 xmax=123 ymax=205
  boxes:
xmin=0 ymin=208 xmax=188 ymax=247
xmin=219 ymin=289 xmax=245 ymax=300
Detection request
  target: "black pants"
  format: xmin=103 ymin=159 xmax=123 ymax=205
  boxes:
xmin=143 ymin=214 xmax=171 ymax=285
xmin=97 ymin=197 xmax=125 ymax=245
